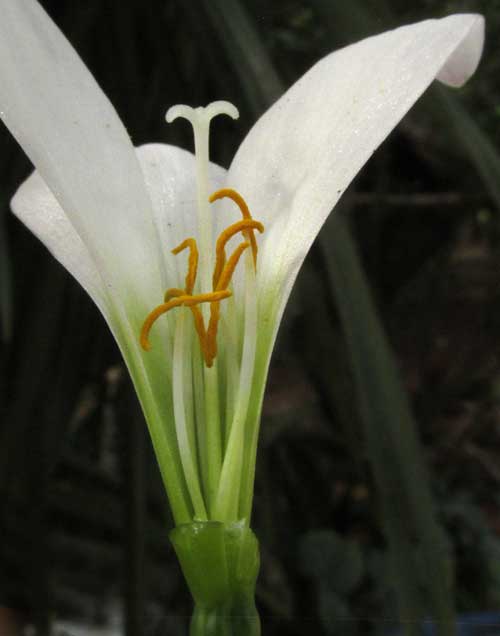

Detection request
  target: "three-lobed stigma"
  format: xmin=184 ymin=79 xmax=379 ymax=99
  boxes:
xmin=140 ymin=188 xmax=264 ymax=367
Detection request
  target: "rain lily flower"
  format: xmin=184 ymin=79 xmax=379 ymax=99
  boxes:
xmin=0 ymin=1 xmax=484 ymax=633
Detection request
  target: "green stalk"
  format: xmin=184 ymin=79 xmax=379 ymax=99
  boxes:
xmin=321 ymin=210 xmax=455 ymax=636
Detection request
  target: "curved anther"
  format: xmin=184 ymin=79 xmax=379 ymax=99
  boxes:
xmin=140 ymin=290 xmax=231 ymax=352
xmin=212 ymin=219 xmax=264 ymax=288
xmin=216 ymin=242 xmax=250 ymax=291
xmin=171 ymin=238 xmax=198 ymax=295
xmin=205 ymin=241 xmax=251 ymax=366
xmin=183 ymin=290 xmax=231 ymax=306
xmin=164 ymin=287 xmax=184 ymax=302
xmin=189 ymin=305 xmax=207 ymax=356
xmin=206 ymin=302 xmax=221 ymax=365
xmin=140 ymin=295 xmax=191 ymax=351
xmin=209 ymin=188 xmax=260 ymax=268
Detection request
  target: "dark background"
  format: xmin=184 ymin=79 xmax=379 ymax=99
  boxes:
xmin=1 ymin=1 xmax=500 ymax=635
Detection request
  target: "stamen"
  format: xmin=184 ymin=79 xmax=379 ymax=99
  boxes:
xmin=164 ymin=288 xmax=184 ymax=302
xmin=189 ymin=305 xmax=207 ymax=354
xmin=209 ymin=188 xmax=259 ymax=267
xmin=183 ymin=291 xmax=231 ymax=306
xmin=206 ymin=302 xmax=221 ymax=365
xmin=187 ymin=293 xmax=233 ymax=369
xmin=140 ymin=296 xmax=190 ymax=351
xmin=171 ymin=238 xmax=198 ymax=295
xmin=215 ymin=242 xmax=250 ymax=292
xmin=163 ymin=289 xmax=210 ymax=364
xmin=205 ymin=241 xmax=251 ymax=366
xmin=140 ymin=290 xmax=231 ymax=352
xmin=212 ymin=219 xmax=264 ymax=289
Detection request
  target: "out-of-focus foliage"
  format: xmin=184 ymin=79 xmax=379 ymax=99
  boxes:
xmin=1 ymin=1 xmax=500 ymax=636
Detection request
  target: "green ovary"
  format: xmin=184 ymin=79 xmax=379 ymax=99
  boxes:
xmin=170 ymin=521 xmax=261 ymax=636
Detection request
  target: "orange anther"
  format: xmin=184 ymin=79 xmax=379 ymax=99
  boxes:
xmin=189 ymin=305 xmax=207 ymax=356
xmin=206 ymin=301 xmax=221 ymax=364
xmin=140 ymin=289 xmax=231 ymax=352
xmin=164 ymin=287 xmax=184 ymax=302
xmin=205 ymin=241 xmax=250 ymax=366
xmin=188 ymin=292 xmax=233 ymax=368
xmin=171 ymin=238 xmax=198 ymax=295
xmin=183 ymin=290 xmax=231 ymax=306
xmin=216 ymin=241 xmax=250 ymax=291
xmin=212 ymin=219 xmax=263 ymax=289
xmin=209 ymin=188 xmax=252 ymax=219
xmin=209 ymin=188 xmax=260 ymax=268
xmin=140 ymin=295 xmax=191 ymax=351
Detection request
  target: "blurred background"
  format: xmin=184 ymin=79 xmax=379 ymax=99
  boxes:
xmin=1 ymin=1 xmax=499 ymax=635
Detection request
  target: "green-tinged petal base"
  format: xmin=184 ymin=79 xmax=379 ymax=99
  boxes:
xmin=170 ymin=521 xmax=260 ymax=636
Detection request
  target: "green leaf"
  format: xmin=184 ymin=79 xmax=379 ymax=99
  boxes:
xmin=311 ymin=0 xmax=393 ymax=44
xmin=197 ymin=0 xmax=284 ymax=112
xmin=320 ymin=209 xmax=455 ymax=636
xmin=299 ymin=529 xmax=364 ymax=595
xmin=318 ymin=590 xmax=354 ymax=636
xmin=432 ymin=85 xmax=500 ymax=212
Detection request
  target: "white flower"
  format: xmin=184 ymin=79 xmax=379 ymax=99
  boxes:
xmin=0 ymin=1 xmax=484 ymax=525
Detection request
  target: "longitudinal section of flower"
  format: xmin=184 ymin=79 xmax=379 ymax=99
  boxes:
xmin=139 ymin=102 xmax=264 ymax=522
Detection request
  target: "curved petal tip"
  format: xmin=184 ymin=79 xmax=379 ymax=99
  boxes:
xmin=437 ymin=14 xmax=485 ymax=87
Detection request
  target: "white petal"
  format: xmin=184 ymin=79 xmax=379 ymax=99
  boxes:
xmin=436 ymin=15 xmax=484 ymax=86
xmin=228 ymin=14 xmax=484 ymax=316
xmin=136 ymin=143 xmax=227 ymax=290
xmin=0 ymin=0 xmax=163 ymax=306
xmin=11 ymin=171 xmax=108 ymax=313
xmin=11 ymin=144 xmax=228 ymax=310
